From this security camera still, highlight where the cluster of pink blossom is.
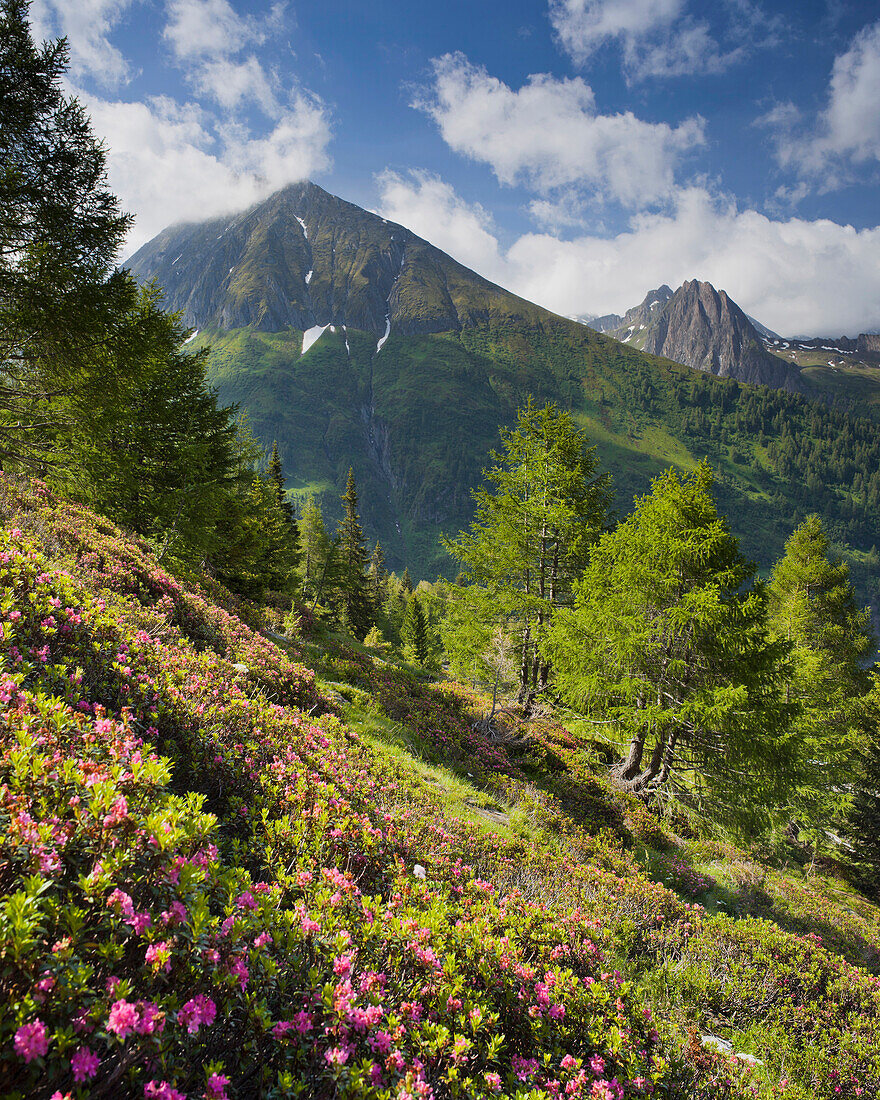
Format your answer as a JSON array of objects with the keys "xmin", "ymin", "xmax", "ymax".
[{"xmin": 3, "ymin": 480, "xmax": 879, "ymax": 1099}]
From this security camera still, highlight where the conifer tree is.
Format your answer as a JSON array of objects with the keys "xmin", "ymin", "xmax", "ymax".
[
  {"xmin": 402, "ymin": 568, "xmax": 413, "ymax": 594},
  {"xmin": 209, "ymin": 420, "xmax": 296, "ymax": 597},
  {"xmin": 369, "ymin": 542, "xmax": 388, "ymax": 603},
  {"xmin": 444, "ymin": 400, "xmax": 612, "ymax": 708},
  {"xmin": 0, "ymin": 0, "xmax": 133, "ymax": 463},
  {"xmin": 295, "ymin": 495, "xmax": 334, "ymax": 605},
  {"xmin": 337, "ymin": 468, "xmax": 374, "ymax": 637},
  {"xmin": 544, "ymin": 463, "xmax": 792, "ymax": 827},
  {"xmin": 845, "ymin": 713, "xmax": 880, "ymax": 891},
  {"xmin": 402, "ymin": 593, "xmax": 430, "ymax": 665},
  {"xmin": 767, "ymin": 515, "xmax": 873, "ymax": 844},
  {"xmin": 268, "ymin": 441, "xmax": 297, "ymax": 534}
]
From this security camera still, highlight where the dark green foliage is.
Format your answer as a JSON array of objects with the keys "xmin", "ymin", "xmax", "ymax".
[
  {"xmin": 369, "ymin": 542, "xmax": 388, "ymax": 604},
  {"xmin": 60, "ymin": 282, "xmax": 239, "ymax": 565},
  {"xmin": 336, "ymin": 468, "xmax": 374, "ymax": 638},
  {"xmin": 401, "ymin": 593, "xmax": 430, "ymax": 665},
  {"xmin": 0, "ymin": 0, "xmax": 132, "ymax": 463},
  {"xmin": 545, "ymin": 463, "xmax": 792, "ymax": 828},
  {"xmin": 268, "ymin": 439, "xmax": 297, "ymax": 534},
  {"xmin": 209, "ymin": 421, "xmax": 298, "ymax": 599},
  {"xmin": 401, "ymin": 567, "xmax": 413, "ymax": 594},
  {"xmin": 445, "ymin": 401, "xmax": 612, "ymax": 706},
  {"xmin": 846, "ymin": 710, "xmax": 880, "ymax": 893}
]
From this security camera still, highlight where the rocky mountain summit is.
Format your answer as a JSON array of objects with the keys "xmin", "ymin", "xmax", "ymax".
[
  {"xmin": 587, "ymin": 285, "xmax": 674, "ymax": 336},
  {"xmin": 127, "ymin": 180, "xmax": 553, "ymax": 339},
  {"xmin": 587, "ymin": 280, "xmax": 804, "ymax": 393}
]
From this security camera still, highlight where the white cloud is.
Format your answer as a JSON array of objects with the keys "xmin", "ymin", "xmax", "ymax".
[
  {"xmin": 377, "ymin": 172, "xmax": 880, "ymax": 337},
  {"xmin": 417, "ymin": 53, "xmax": 705, "ymax": 208},
  {"xmin": 29, "ymin": 0, "xmax": 137, "ymax": 85},
  {"xmin": 762, "ymin": 20, "xmax": 880, "ymax": 183},
  {"xmin": 549, "ymin": 0, "xmax": 780, "ymax": 81},
  {"xmin": 191, "ymin": 56, "xmax": 281, "ymax": 115},
  {"xmin": 376, "ymin": 171, "xmax": 508, "ymax": 282},
  {"xmin": 162, "ymin": 0, "xmax": 280, "ymax": 59},
  {"xmin": 162, "ymin": 0, "xmax": 289, "ymax": 115},
  {"xmin": 80, "ymin": 89, "xmax": 332, "ymax": 255},
  {"xmin": 550, "ymin": 0, "xmax": 682, "ymax": 61},
  {"xmin": 549, "ymin": 0, "xmax": 735, "ymax": 80}
]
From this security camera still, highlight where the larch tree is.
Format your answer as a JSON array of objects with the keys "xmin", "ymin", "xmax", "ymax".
[
  {"xmin": 767, "ymin": 514, "xmax": 873, "ymax": 845},
  {"xmin": 443, "ymin": 400, "xmax": 611, "ymax": 709},
  {"xmin": 544, "ymin": 463, "xmax": 792, "ymax": 826}
]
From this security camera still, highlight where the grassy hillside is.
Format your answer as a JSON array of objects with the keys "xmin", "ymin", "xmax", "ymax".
[
  {"xmin": 2, "ymin": 477, "xmax": 880, "ymax": 1099},
  {"xmin": 196, "ymin": 319, "xmax": 880, "ymax": 609}
]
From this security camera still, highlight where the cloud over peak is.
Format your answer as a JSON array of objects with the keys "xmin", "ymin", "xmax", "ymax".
[{"xmin": 377, "ymin": 171, "xmax": 880, "ymax": 338}]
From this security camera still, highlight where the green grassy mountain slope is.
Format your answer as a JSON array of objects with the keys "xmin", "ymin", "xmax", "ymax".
[
  {"xmin": 130, "ymin": 184, "xmax": 880, "ymax": 596},
  {"xmin": 3, "ymin": 478, "xmax": 880, "ymax": 1099}
]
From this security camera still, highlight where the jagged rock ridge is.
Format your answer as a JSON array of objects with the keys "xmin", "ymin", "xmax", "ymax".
[{"xmin": 587, "ymin": 280, "xmax": 804, "ymax": 393}]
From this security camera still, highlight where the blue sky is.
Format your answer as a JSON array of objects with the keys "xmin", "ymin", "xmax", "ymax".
[{"xmin": 31, "ymin": 0, "xmax": 880, "ymax": 335}]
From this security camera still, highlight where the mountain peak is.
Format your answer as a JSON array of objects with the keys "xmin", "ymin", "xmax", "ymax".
[
  {"xmin": 588, "ymin": 279, "xmax": 803, "ymax": 392},
  {"xmin": 126, "ymin": 182, "xmax": 554, "ymax": 339}
]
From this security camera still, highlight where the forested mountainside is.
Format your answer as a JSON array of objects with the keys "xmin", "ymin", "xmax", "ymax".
[
  {"xmin": 131, "ymin": 186, "xmax": 880, "ymax": 598},
  {"xmin": 7, "ymin": 5, "xmax": 880, "ymax": 1097}
]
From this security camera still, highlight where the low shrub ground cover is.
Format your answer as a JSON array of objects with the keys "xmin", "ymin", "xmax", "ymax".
[
  {"xmin": 0, "ymin": 483, "xmax": 669, "ymax": 1097},
  {"xmin": 2, "ymin": 477, "xmax": 880, "ymax": 1099}
]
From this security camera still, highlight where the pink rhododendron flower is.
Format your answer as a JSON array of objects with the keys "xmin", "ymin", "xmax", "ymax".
[
  {"xmin": 135, "ymin": 1002, "xmax": 165, "ymax": 1036},
  {"xmin": 145, "ymin": 941, "xmax": 172, "ymax": 972},
  {"xmin": 485, "ymin": 1073, "xmax": 502, "ymax": 1091},
  {"xmin": 229, "ymin": 958, "xmax": 249, "ymax": 989},
  {"xmin": 293, "ymin": 1010, "xmax": 313, "ymax": 1033},
  {"xmin": 107, "ymin": 999, "xmax": 139, "ymax": 1039},
  {"xmin": 70, "ymin": 1047, "xmax": 100, "ymax": 1082},
  {"xmin": 205, "ymin": 1073, "xmax": 231, "ymax": 1099},
  {"xmin": 513, "ymin": 1055, "xmax": 538, "ymax": 1081},
  {"xmin": 178, "ymin": 995, "xmax": 216, "ymax": 1035},
  {"xmin": 144, "ymin": 1081, "xmax": 186, "ymax": 1100},
  {"xmin": 370, "ymin": 1030, "xmax": 392, "ymax": 1055},
  {"xmin": 14, "ymin": 1019, "xmax": 49, "ymax": 1062}
]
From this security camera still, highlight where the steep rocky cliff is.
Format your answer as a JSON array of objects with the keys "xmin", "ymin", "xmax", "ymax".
[{"xmin": 589, "ymin": 280, "xmax": 804, "ymax": 392}]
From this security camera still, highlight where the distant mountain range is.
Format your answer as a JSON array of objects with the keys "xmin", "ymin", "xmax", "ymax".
[{"xmin": 128, "ymin": 181, "xmax": 880, "ymax": 596}]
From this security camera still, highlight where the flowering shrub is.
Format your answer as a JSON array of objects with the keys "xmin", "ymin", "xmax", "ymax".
[
  {"xmin": 0, "ymin": 501, "xmax": 668, "ymax": 1097},
  {"xmin": 2, "ymin": 478, "xmax": 880, "ymax": 1100}
]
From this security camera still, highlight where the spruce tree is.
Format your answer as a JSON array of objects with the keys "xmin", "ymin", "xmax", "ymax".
[
  {"xmin": 369, "ymin": 542, "xmax": 388, "ymax": 603},
  {"xmin": 846, "ymin": 709, "xmax": 880, "ymax": 892},
  {"xmin": 337, "ymin": 468, "xmax": 374, "ymax": 638},
  {"xmin": 268, "ymin": 441, "xmax": 297, "ymax": 532},
  {"xmin": 402, "ymin": 593, "xmax": 430, "ymax": 665},
  {"xmin": 209, "ymin": 420, "xmax": 296, "ymax": 598},
  {"xmin": 402, "ymin": 567, "xmax": 413, "ymax": 594}
]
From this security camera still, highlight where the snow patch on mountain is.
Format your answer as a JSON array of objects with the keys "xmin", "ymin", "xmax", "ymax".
[{"xmin": 302, "ymin": 325, "xmax": 328, "ymax": 355}]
